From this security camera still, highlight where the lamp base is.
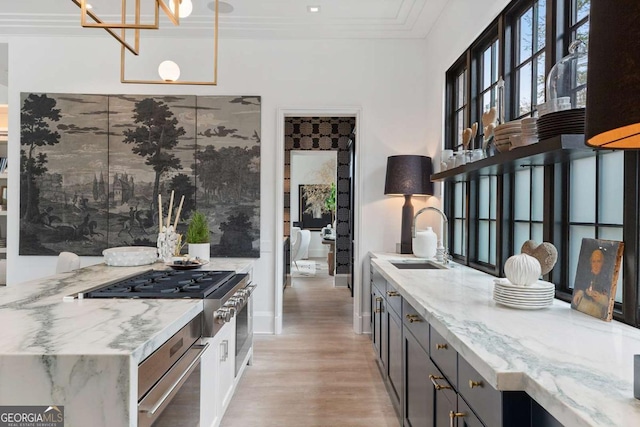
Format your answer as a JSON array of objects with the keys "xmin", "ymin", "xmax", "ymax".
[{"xmin": 400, "ymin": 195, "xmax": 413, "ymax": 254}]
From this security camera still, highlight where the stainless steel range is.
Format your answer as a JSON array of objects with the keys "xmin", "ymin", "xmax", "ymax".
[
  {"xmin": 83, "ymin": 269, "xmax": 250, "ymax": 337},
  {"xmin": 82, "ymin": 268, "xmax": 255, "ymax": 427}
]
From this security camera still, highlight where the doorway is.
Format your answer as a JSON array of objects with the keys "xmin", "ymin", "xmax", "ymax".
[{"xmin": 275, "ymin": 108, "xmax": 361, "ymax": 334}]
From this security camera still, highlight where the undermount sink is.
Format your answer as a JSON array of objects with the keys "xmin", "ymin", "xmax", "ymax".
[{"xmin": 390, "ymin": 260, "xmax": 448, "ymax": 270}]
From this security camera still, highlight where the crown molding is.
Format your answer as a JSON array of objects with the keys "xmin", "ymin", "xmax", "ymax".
[{"xmin": 0, "ymin": 0, "xmax": 441, "ymax": 40}]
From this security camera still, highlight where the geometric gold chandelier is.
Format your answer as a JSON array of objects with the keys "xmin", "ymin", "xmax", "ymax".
[{"xmin": 72, "ymin": 0, "xmax": 218, "ymax": 85}]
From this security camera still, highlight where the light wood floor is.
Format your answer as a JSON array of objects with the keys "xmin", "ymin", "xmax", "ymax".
[{"xmin": 220, "ymin": 258, "xmax": 398, "ymax": 427}]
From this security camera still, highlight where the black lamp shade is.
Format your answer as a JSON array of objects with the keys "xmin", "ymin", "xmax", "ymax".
[
  {"xmin": 586, "ymin": 0, "xmax": 640, "ymax": 149},
  {"xmin": 384, "ymin": 155, "xmax": 433, "ymax": 196}
]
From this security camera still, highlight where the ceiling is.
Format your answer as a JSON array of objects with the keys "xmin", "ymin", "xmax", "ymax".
[{"xmin": 0, "ymin": 0, "xmax": 448, "ymax": 39}]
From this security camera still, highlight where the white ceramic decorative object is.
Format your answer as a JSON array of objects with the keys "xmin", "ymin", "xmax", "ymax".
[
  {"xmin": 103, "ymin": 246, "xmax": 158, "ymax": 267},
  {"xmin": 413, "ymin": 227, "xmax": 437, "ymax": 259},
  {"xmin": 188, "ymin": 243, "xmax": 210, "ymax": 262},
  {"xmin": 504, "ymin": 253, "xmax": 541, "ymax": 287},
  {"xmin": 157, "ymin": 226, "xmax": 179, "ymax": 263}
]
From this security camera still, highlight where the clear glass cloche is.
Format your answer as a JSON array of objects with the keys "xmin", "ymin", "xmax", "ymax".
[{"xmin": 546, "ymin": 40, "xmax": 588, "ymax": 108}]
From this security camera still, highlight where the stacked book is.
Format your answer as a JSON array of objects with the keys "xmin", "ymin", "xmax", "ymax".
[{"xmin": 0, "ymin": 157, "xmax": 7, "ymax": 174}]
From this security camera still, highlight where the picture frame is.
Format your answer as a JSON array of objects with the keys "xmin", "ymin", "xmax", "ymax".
[
  {"xmin": 299, "ymin": 184, "xmax": 332, "ymax": 231},
  {"xmin": 571, "ymin": 238, "xmax": 624, "ymax": 321}
]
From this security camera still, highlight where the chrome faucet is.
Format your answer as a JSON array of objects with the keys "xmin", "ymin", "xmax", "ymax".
[{"xmin": 412, "ymin": 207, "xmax": 449, "ymax": 264}]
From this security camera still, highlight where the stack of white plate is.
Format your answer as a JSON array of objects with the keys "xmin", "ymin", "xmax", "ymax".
[
  {"xmin": 493, "ymin": 278, "xmax": 555, "ymax": 309},
  {"xmin": 494, "ymin": 121, "xmax": 522, "ymax": 152},
  {"xmin": 516, "ymin": 117, "xmax": 538, "ymax": 147}
]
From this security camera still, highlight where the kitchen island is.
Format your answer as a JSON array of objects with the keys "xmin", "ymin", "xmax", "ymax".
[
  {"xmin": 371, "ymin": 252, "xmax": 640, "ymax": 427},
  {"xmin": 0, "ymin": 258, "xmax": 254, "ymax": 427}
]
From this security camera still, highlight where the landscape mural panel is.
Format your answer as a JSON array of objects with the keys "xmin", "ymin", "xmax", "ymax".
[
  {"xmin": 19, "ymin": 93, "xmax": 261, "ymax": 258},
  {"xmin": 195, "ymin": 96, "xmax": 261, "ymax": 257},
  {"xmin": 19, "ymin": 93, "xmax": 109, "ymax": 256}
]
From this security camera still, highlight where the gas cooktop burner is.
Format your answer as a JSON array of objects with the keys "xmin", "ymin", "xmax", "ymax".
[{"xmin": 84, "ymin": 270, "xmax": 236, "ymax": 299}]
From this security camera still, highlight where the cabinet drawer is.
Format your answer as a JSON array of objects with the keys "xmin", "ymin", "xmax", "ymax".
[
  {"xmin": 385, "ymin": 284, "xmax": 402, "ymax": 316},
  {"xmin": 371, "ymin": 265, "xmax": 386, "ymax": 294},
  {"xmin": 429, "ymin": 327, "xmax": 457, "ymax": 387},
  {"xmin": 458, "ymin": 357, "xmax": 500, "ymax": 427},
  {"xmin": 402, "ymin": 300, "xmax": 429, "ymax": 353}
]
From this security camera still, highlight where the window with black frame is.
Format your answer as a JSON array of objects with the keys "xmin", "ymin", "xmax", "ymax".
[
  {"xmin": 508, "ymin": 0, "xmax": 546, "ymax": 253},
  {"xmin": 562, "ymin": 0, "xmax": 626, "ymax": 314},
  {"xmin": 443, "ymin": 0, "xmax": 640, "ymax": 327},
  {"xmin": 445, "ymin": 58, "xmax": 469, "ymax": 261},
  {"xmin": 470, "ymin": 30, "xmax": 500, "ymax": 271},
  {"xmin": 512, "ymin": 0, "xmax": 547, "ymax": 119}
]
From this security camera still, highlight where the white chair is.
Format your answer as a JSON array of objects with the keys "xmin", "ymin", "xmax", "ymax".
[
  {"xmin": 56, "ymin": 251, "xmax": 80, "ymax": 274},
  {"xmin": 290, "ymin": 227, "xmax": 311, "ymax": 269}
]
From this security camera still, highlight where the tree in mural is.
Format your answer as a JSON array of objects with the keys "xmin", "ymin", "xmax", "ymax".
[
  {"xmin": 167, "ymin": 173, "xmax": 195, "ymax": 221},
  {"xmin": 195, "ymin": 145, "xmax": 259, "ymax": 203},
  {"xmin": 20, "ymin": 94, "xmax": 61, "ymax": 222},
  {"xmin": 218, "ymin": 212, "xmax": 253, "ymax": 255},
  {"xmin": 122, "ymin": 98, "xmax": 185, "ymax": 221}
]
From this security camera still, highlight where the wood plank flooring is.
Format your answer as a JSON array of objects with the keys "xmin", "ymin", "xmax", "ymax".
[{"xmin": 220, "ymin": 259, "xmax": 398, "ymax": 427}]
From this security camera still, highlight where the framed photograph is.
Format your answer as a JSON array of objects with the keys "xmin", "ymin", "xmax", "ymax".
[
  {"xmin": 299, "ymin": 184, "xmax": 332, "ymax": 231},
  {"xmin": 571, "ymin": 238, "xmax": 624, "ymax": 321}
]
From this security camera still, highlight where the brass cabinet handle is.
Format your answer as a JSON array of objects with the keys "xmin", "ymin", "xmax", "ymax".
[
  {"xmin": 429, "ymin": 374, "xmax": 452, "ymax": 391},
  {"xmin": 387, "ymin": 290, "xmax": 400, "ymax": 297},
  {"xmin": 375, "ymin": 297, "xmax": 383, "ymax": 302},
  {"xmin": 436, "ymin": 343, "xmax": 448, "ymax": 350},
  {"xmin": 405, "ymin": 314, "xmax": 423, "ymax": 323},
  {"xmin": 469, "ymin": 380, "xmax": 483, "ymax": 389},
  {"xmin": 449, "ymin": 411, "xmax": 467, "ymax": 427},
  {"xmin": 375, "ymin": 297, "xmax": 383, "ymax": 313}
]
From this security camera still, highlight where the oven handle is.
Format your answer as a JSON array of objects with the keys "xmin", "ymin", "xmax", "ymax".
[{"xmin": 139, "ymin": 342, "xmax": 209, "ymax": 417}]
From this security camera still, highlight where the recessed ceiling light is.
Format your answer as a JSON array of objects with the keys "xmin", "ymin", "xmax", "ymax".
[
  {"xmin": 86, "ymin": 3, "xmax": 93, "ymax": 9},
  {"xmin": 307, "ymin": 5, "xmax": 320, "ymax": 13}
]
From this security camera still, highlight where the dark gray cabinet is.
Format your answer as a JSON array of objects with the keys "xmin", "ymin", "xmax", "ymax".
[
  {"xmin": 371, "ymin": 283, "xmax": 384, "ymax": 367},
  {"xmin": 370, "ymin": 265, "xmax": 402, "ymax": 416},
  {"xmin": 387, "ymin": 302, "xmax": 403, "ymax": 411},
  {"xmin": 404, "ymin": 326, "xmax": 432, "ymax": 427},
  {"xmin": 455, "ymin": 396, "xmax": 484, "ymax": 427},
  {"xmin": 370, "ymin": 261, "xmax": 562, "ymax": 427}
]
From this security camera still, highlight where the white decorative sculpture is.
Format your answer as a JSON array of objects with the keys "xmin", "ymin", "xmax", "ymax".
[{"xmin": 157, "ymin": 225, "xmax": 179, "ymax": 263}]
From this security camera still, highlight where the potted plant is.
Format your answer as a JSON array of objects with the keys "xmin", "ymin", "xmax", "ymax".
[{"xmin": 186, "ymin": 211, "xmax": 210, "ymax": 261}]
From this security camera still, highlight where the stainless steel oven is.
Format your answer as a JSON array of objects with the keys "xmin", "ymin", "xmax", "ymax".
[
  {"xmin": 235, "ymin": 283, "xmax": 256, "ymax": 376},
  {"xmin": 138, "ymin": 314, "xmax": 208, "ymax": 427}
]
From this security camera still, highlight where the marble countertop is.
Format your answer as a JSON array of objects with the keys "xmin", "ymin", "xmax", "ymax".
[
  {"xmin": 0, "ymin": 258, "xmax": 255, "ymax": 425},
  {"xmin": 371, "ymin": 252, "xmax": 640, "ymax": 427},
  {"xmin": 0, "ymin": 258, "xmax": 255, "ymax": 363}
]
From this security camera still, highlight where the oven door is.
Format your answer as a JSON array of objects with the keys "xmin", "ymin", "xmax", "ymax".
[
  {"xmin": 235, "ymin": 285, "xmax": 255, "ymax": 376},
  {"xmin": 138, "ymin": 342, "xmax": 209, "ymax": 427}
]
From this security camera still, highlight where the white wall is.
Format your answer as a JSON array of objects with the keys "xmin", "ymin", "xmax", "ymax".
[{"xmin": 290, "ymin": 151, "xmax": 336, "ymax": 258}]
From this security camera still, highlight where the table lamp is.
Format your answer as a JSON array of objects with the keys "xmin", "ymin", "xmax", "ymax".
[
  {"xmin": 384, "ymin": 155, "xmax": 433, "ymax": 254},
  {"xmin": 585, "ymin": 0, "xmax": 640, "ymax": 149}
]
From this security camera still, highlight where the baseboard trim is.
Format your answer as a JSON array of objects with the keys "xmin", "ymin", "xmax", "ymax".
[{"xmin": 254, "ymin": 311, "xmax": 275, "ymax": 334}]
